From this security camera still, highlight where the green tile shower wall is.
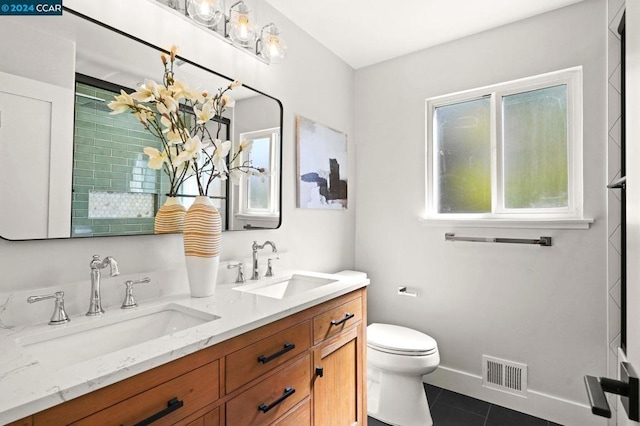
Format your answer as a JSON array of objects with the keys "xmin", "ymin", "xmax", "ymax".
[{"xmin": 71, "ymin": 83, "xmax": 169, "ymax": 237}]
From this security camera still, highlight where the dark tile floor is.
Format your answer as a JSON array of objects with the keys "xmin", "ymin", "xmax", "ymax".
[{"xmin": 368, "ymin": 383, "xmax": 563, "ymax": 426}]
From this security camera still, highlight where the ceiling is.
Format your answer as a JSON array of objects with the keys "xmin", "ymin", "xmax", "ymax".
[{"xmin": 264, "ymin": 0, "xmax": 585, "ymax": 69}]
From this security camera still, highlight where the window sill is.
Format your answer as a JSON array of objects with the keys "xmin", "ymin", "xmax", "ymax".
[{"xmin": 418, "ymin": 217, "xmax": 594, "ymax": 230}]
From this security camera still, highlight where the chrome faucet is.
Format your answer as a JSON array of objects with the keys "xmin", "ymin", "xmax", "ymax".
[
  {"xmin": 251, "ymin": 241, "xmax": 277, "ymax": 280},
  {"xmin": 87, "ymin": 255, "xmax": 119, "ymax": 316}
]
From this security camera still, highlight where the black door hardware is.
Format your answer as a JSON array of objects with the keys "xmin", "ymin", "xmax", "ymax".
[
  {"xmin": 584, "ymin": 362, "xmax": 638, "ymax": 420},
  {"xmin": 316, "ymin": 366, "xmax": 324, "ymax": 377}
]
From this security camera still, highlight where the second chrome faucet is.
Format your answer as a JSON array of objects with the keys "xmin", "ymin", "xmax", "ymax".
[{"xmin": 251, "ymin": 241, "xmax": 277, "ymax": 280}]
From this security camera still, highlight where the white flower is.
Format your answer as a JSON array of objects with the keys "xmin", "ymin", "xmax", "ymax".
[
  {"xmin": 133, "ymin": 107, "xmax": 155, "ymax": 126},
  {"xmin": 194, "ymin": 100, "xmax": 215, "ymax": 124},
  {"xmin": 220, "ymin": 94, "xmax": 235, "ymax": 108},
  {"xmin": 107, "ymin": 90, "xmax": 135, "ymax": 114},
  {"xmin": 212, "ymin": 139, "xmax": 231, "ymax": 173},
  {"xmin": 238, "ymin": 139, "xmax": 253, "ymax": 153},
  {"xmin": 143, "ymin": 147, "xmax": 167, "ymax": 169},
  {"xmin": 167, "ymin": 128, "xmax": 190, "ymax": 144},
  {"xmin": 230, "ymin": 80, "xmax": 242, "ymax": 89},
  {"xmin": 173, "ymin": 136, "xmax": 203, "ymax": 166},
  {"xmin": 159, "ymin": 93, "xmax": 179, "ymax": 113},
  {"xmin": 170, "ymin": 79, "xmax": 200, "ymax": 102},
  {"xmin": 131, "ymin": 79, "xmax": 160, "ymax": 102}
]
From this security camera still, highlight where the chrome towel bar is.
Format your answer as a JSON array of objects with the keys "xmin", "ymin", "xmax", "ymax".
[{"xmin": 445, "ymin": 233, "xmax": 552, "ymax": 247}]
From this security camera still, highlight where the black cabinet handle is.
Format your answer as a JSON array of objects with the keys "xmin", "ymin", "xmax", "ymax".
[
  {"xmin": 316, "ymin": 366, "xmax": 324, "ymax": 377},
  {"xmin": 258, "ymin": 387, "xmax": 296, "ymax": 413},
  {"xmin": 134, "ymin": 397, "xmax": 184, "ymax": 426},
  {"xmin": 330, "ymin": 312, "xmax": 354, "ymax": 327},
  {"xmin": 258, "ymin": 342, "xmax": 295, "ymax": 364}
]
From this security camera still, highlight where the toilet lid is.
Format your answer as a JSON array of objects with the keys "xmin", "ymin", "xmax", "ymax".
[{"xmin": 367, "ymin": 323, "xmax": 437, "ymax": 356}]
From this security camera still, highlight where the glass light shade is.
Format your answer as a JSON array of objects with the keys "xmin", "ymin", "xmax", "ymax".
[
  {"xmin": 228, "ymin": 3, "xmax": 256, "ymax": 46},
  {"xmin": 187, "ymin": 0, "xmax": 224, "ymax": 28},
  {"xmin": 260, "ymin": 25, "xmax": 287, "ymax": 64}
]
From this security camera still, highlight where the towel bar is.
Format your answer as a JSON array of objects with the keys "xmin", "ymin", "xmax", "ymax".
[{"xmin": 445, "ymin": 233, "xmax": 552, "ymax": 247}]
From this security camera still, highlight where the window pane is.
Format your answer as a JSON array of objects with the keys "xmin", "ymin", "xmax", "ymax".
[
  {"xmin": 503, "ymin": 85, "xmax": 568, "ymax": 209},
  {"xmin": 248, "ymin": 137, "xmax": 270, "ymax": 210},
  {"xmin": 435, "ymin": 97, "xmax": 491, "ymax": 213}
]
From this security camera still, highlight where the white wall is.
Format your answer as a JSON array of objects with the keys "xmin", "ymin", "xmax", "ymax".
[
  {"xmin": 354, "ymin": 0, "xmax": 607, "ymax": 424},
  {"xmin": 0, "ymin": 0, "xmax": 355, "ymax": 296}
]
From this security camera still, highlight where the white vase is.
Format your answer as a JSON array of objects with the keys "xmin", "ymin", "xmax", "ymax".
[{"xmin": 183, "ymin": 196, "xmax": 221, "ymax": 297}]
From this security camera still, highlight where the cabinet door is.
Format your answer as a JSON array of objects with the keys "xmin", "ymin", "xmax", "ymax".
[{"xmin": 313, "ymin": 325, "xmax": 365, "ymax": 426}]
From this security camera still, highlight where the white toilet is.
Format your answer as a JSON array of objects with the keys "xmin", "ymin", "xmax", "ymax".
[{"xmin": 367, "ymin": 323, "xmax": 440, "ymax": 426}]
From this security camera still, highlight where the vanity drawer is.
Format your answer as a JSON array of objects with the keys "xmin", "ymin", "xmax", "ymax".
[
  {"xmin": 71, "ymin": 360, "xmax": 219, "ymax": 426},
  {"xmin": 226, "ymin": 321, "xmax": 311, "ymax": 393},
  {"xmin": 226, "ymin": 354, "xmax": 310, "ymax": 425},
  {"xmin": 313, "ymin": 297, "xmax": 362, "ymax": 344},
  {"xmin": 272, "ymin": 397, "xmax": 311, "ymax": 426}
]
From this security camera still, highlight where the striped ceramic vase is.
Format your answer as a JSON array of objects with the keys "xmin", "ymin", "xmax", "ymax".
[
  {"xmin": 183, "ymin": 196, "xmax": 221, "ymax": 297},
  {"xmin": 154, "ymin": 197, "xmax": 186, "ymax": 234}
]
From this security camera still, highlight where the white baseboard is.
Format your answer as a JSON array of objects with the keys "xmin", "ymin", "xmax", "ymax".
[{"xmin": 424, "ymin": 366, "xmax": 607, "ymax": 426}]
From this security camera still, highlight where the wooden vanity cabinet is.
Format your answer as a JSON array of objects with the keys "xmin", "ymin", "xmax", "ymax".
[
  {"xmin": 312, "ymin": 292, "xmax": 366, "ymax": 426},
  {"xmin": 15, "ymin": 288, "xmax": 366, "ymax": 426}
]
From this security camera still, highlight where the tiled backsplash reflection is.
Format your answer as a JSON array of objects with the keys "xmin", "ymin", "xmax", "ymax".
[{"xmin": 71, "ymin": 82, "xmax": 168, "ymax": 237}]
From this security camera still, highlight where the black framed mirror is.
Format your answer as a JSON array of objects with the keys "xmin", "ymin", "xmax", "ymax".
[{"xmin": 0, "ymin": 7, "xmax": 282, "ymax": 240}]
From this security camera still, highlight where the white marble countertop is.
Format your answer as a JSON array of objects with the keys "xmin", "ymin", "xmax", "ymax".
[{"xmin": 0, "ymin": 269, "xmax": 369, "ymax": 424}]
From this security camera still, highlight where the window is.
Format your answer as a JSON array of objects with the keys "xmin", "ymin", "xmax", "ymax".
[
  {"xmin": 425, "ymin": 67, "xmax": 587, "ymax": 226},
  {"xmin": 237, "ymin": 128, "xmax": 280, "ymax": 217}
]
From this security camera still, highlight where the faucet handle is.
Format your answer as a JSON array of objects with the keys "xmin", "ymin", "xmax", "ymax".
[
  {"xmin": 121, "ymin": 277, "xmax": 151, "ymax": 309},
  {"xmin": 265, "ymin": 257, "xmax": 280, "ymax": 277},
  {"xmin": 227, "ymin": 262, "xmax": 245, "ymax": 283},
  {"xmin": 27, "ymin": 291, "xmax": 70, "ymax": 325}
]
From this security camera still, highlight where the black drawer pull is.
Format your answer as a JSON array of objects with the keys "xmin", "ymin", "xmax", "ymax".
[
  {"xmin": 134, "ymin": 397, "xmax": 183, "ymax": 426},
  {"xmin": 258, "ymin": 342, "xmax": 295, "ymax": 364},
  {"xmin": 258, "ymin": 387, "xmax": 296, "ymax": 413},
  {"xmin": 330, "ymin": 312, "xmax": 354, "ymax": 327}
]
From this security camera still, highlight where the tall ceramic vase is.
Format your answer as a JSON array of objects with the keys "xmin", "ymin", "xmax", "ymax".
[
  {"xmin": 154, "ymin": 196, "xmax": 186, "ymax": 234},
  {"xmin": 183, "ymin": 196, "xmax": 221, "ymax": 297}
]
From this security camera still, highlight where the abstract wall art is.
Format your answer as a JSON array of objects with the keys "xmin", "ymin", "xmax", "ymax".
[{"xmin": 296, "ymin": 116, "xmax": 348, "ymax": 209}]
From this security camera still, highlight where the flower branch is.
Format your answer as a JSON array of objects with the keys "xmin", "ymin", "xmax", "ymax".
[{"xmin": 107, "ymin": 45, "xmax": 268, "ymax": 197}]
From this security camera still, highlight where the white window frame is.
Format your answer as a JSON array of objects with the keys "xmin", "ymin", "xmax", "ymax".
[
  {"xmin": 423, "ymin": 67, "xmax": 592, "ymax": 229},
  {"xmin": 236, "ymin": 127, "xmax": 280, "ymax": 219}
]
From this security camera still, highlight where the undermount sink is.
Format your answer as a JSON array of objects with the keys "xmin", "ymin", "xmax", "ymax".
[
  {"xmin": 16, "ymin": 304, "xmax": 219, "ymax": 368},
  {"xmin": 233, "ymin": 274, "xmax": 338, "ymax": 299}
]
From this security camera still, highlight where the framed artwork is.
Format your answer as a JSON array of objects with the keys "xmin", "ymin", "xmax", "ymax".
[{"xmin": 296, "ymin": 116, "xmax": 348, "ymax": 209}]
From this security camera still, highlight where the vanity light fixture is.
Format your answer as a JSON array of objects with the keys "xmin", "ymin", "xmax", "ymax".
[
  {"xmin": 165, "ymin": 0, "xmax": 287, "ymax": 64},
  {"xmin": 257, "ymin": 23, "xmax": 287, "ymax": 64},
  {"xmin": 186, "ymin": 0, "xmax": 224, "ymax": 27},
  {"xmin": 227, "ymin": 1, "xmax": 256, "ymax": 47}
]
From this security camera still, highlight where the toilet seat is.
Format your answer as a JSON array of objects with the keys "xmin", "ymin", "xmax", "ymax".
[{"xmin": 367, "ymin": 323, "xmax": 437, "ymax": 356}]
